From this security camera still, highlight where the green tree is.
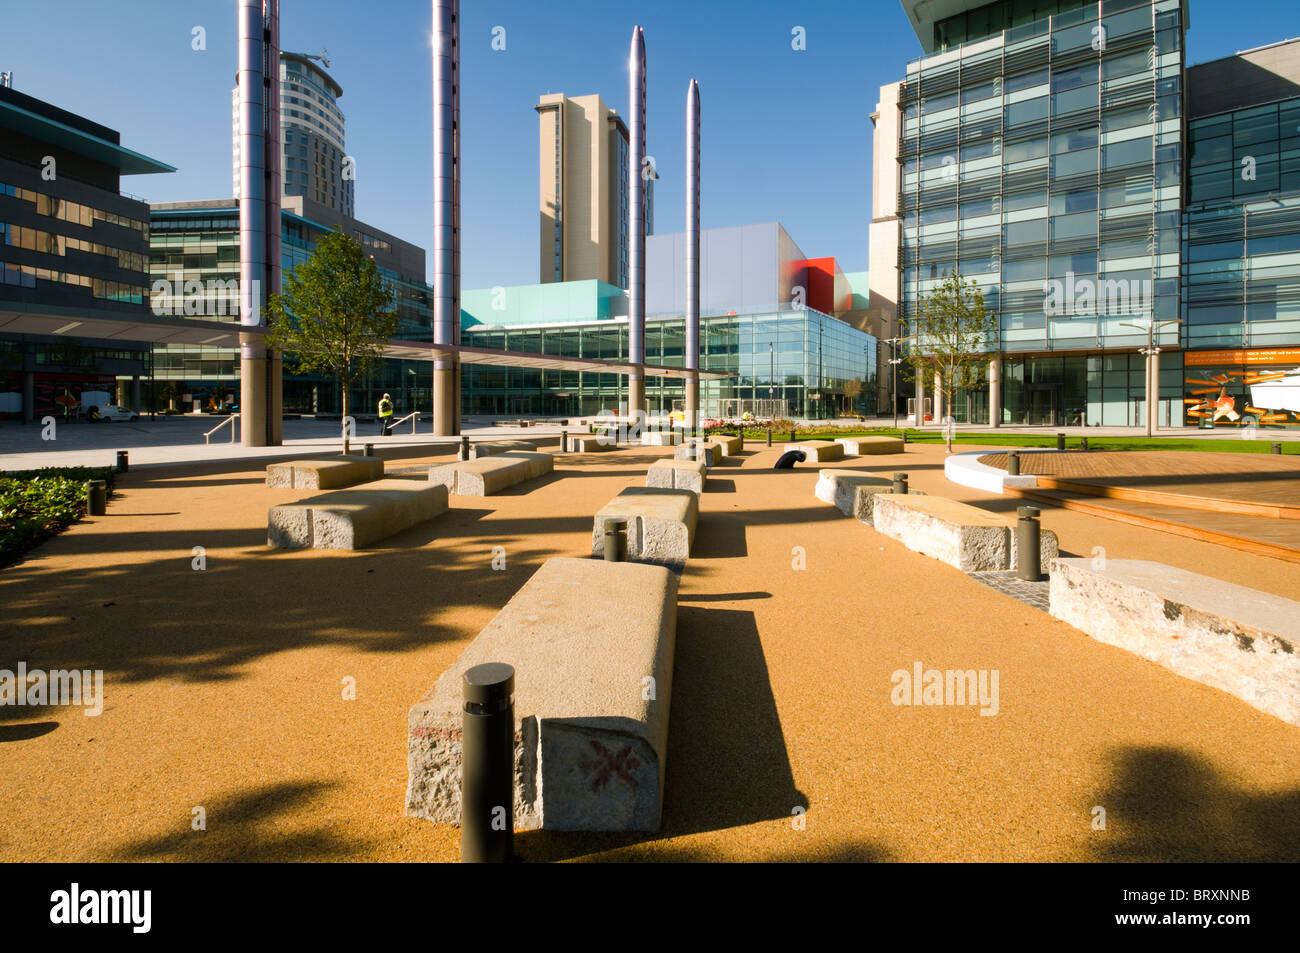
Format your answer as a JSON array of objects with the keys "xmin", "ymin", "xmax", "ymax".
[
  {"xmin": 263, "ymin": 228, "xmax": 398, "ymax": 446},
  {"xmin": 903, "ymin": 273, "xmax": 998, "ymax": 452},
  {"xmin": 842, "ymin": 377, "xmax": 863, "ymax": 417}
]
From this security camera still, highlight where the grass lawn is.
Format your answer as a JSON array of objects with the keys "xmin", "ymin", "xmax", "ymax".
[{"xmin": 739, "ymin": 428, "xmax": 1298, "ymax": 454}]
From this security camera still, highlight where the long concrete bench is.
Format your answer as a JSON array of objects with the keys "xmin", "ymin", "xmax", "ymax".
[
  {"xmin": 406, "ymin": 556, "xmax": 677, "ymax": 831},
  {"xmin": 871, "ymin": 493, "xmax": 1058, "ymax": 572},
  {"xmin": 1049, "ymin": 558, "xmax": 1300, "ymax": 727},
  {"xmin": 783, "ymin": 440, "xmax": 844, "ymax": 463},
  {"xmin": 640, "ymin": 430, "xmax": 683, "ymax": 447},
  {"xmin": 691, "ymin": 433, "xmax": 743, "ymax": 456},
  {"xmin": 591, "ymin": 486, "xmax": 698, "ymax": 569},
  {"xmin": 428, "ymin": 451, "xmax": 553, "ymax": 496},
  {"xmin": 675, "ymin": 441, "xmax": 721, "ymax": 469},
  {"xmin": 836, "ymin": 436, "xmax": 903, "ymax": 455},
  {"xmin": 462, "ymin": 439, "xmax": 539, "ymax": 460},
  {"xmin": 266, "ymin": 455, "xmax": 383, "ymax": 490},
  {"xmin": 268, "ymin": 479, "xmax": 448, "ymax": 549},
  {"xmin": 646, "ymin": 458, "xmax": 708, "ymax": 495},
  {"xmin": 568, "ymin": 434, "xmax": 617, "ymax": 452}
]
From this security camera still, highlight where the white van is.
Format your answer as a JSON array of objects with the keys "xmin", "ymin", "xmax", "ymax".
[{"xmin": 80, "ymin": 390, "xmax": 138, "ymax": 422}]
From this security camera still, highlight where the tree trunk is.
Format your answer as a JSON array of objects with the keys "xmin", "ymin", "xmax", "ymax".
[{"xmin": 340, "ymin": 374, "xmax": 350, "ymax": 453}]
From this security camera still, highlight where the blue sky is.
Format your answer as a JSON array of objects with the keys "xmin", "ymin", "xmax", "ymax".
[{"xmin": 1, "ymin": 0, "xmax": 1295, "ymax": 288}]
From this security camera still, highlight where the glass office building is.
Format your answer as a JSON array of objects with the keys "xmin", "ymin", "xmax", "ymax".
[
  {"xmin": 149, "ymin": 199, "xmax": 432, "ymax": 415},
  {"xmin": 890, "ymin": 1, "xmax": 1300, "ymax": 428},
  {"xmin": 461, "ymin": 306, "xmax": 876, "ymax": 419},
  {"xmin": 898, "ymin": 0, "xmax": 1186, "ymax": 426}
]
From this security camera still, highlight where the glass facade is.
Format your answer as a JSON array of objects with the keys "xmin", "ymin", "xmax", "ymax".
[
  {"xmin": 898, "ymin": 0, "xmax": 1200, "ymax": 426},
  {"xmin": 148, "ymin": 206, "xmax": 432, "ymax": 415},
  {"xmin": 461, "ymin": 308, "xmax": 877, "ymax": 419}
]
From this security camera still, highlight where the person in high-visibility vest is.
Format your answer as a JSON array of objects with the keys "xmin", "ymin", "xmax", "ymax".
[{"xmin": 377, "ymin": 393, "xmax": 394, "ymax": 436}]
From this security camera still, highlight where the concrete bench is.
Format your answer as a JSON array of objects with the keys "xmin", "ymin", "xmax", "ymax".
[
  {"xmin": 783, "ymin": 440, "xmax": 844, "ymax": 463},
  {"xmin": 1049, "ymin": 559, "xmax": 1300, "ymax": 727},
  {"xmin": 691, "ymin": 433, "xmax": 742, "ymax": 456},
  {"xmin": 568, "ymin": 434, "xmax": 617, "ymax": 452},
  {"xmin": 815, "ymin": 470, "xmax": 894, "ymax": 520},
  {"xmin": 462, "ymin": 439, "xmax": 538, "ymax": 460},
  {"xmin": 640, "ymin": 431, "xmax": 683, "ymax": 447},
  {"xmin": 836, "ymin": 436, "xmax": 904, "ymax": 455},
  {"xmin": 268, "ymin": 479, "xmax": 448, "ymax": 549},
  {"xmin": 646, "ymin": 458, "xmax": 708, "ymax": 495},
  {"xmin": 591, "ymin": 486, "xmax": 698, "ymax": 569},
  {"xmin": 428, "ymin": 451, "xmax": 553, "ymax": 496},
  {"xmin": 871, "ymin": 494, "xmax": 1058, "ymax": 573},
  {"xmin": 675, "ymin": 441, "xmax": 721, "ymax": 469},
  {"xmin": 266, "ymin": 455, "xmax": 384, "ymax": 490},
  {"xmin": 406, "ymin": 556, "xmax": 677, "ymax": 831}
]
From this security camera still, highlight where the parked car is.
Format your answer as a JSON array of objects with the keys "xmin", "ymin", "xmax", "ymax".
[{"xmin": 80, "ymin": 390, "xmax": 138, "ymax": 422}]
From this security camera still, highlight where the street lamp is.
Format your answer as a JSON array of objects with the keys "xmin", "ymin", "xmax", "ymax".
[
  {"xmin": 884, "ymin": 335, "xmax": 912, "ymax": 431},
  {"xmin": 1119, "ymin": 318, "xmax": 1179, "ymax": 437}
]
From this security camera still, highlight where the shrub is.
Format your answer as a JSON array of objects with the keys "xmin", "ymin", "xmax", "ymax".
[{"xmin": 0, "ymin": 466, "xmax": 115, "ymax": 569}]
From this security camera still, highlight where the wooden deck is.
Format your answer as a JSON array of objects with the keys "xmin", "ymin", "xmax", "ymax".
[{"xmin": 980, "ymin": 450, "xmax": 1300, "ymax": 562}]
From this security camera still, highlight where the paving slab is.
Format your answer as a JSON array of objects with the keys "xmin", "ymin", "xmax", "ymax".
[
  {"xmin": 268, "ymin": 479, "xmax": 448, "ymax": 549},
  {"xmin": 265, "ymin": 455, "xmax": 384, "ymax": 490}
]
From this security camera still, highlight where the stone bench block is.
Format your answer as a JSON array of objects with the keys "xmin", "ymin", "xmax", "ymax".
[
  {"xmin": 268, "ymin": 479, "xmax": 448, "ymax": 549},
  {"xmin": 463, "ymin": 439, "xmax": 539, "ymax": 460},
  {"xmin": 692, "ymin": 433, "xmax": 742, "ymax": 456},
  {"xmin": 1049, "ymin": 558, "xmax": 1300, "ymax": 727},
  {"xmin": 569, "ymin": 434, "xmax": 617, "ymax": 452},
  {"xmin": 646, "ymin": 459, "xmax": 707, "ymax": 495},
  {"xmin": 640, "ymin": 431, "xmax": 683, "ymax": 446},
  {"xmin": 591, "ymin": 486, "xmax": 698, "ymax": 569},
  {"xmin": 406, "ymin": 556, "xmax": 678, "ymax": 831},
  {"xmin": 429, "ymin": 452, "xmax": 551, "ymax": 496},
  {"xmin": 783, "ymin": 440, "xmax": 844, "ymax": 462},
  {"xmin": 675, "ymin": 441, "xmax": 720, "ymax": 468},
  {"xmin": 872, "ymin": 494, "xmax": 1011, "ymax": 572},
  {"xmin": 836, "ymin": 436, "xmax": 904, "ymax": 455},
  {"xmin": 266, "ymin": 455, "xmax": 384, "ymax": 490},
  {"xmin": 814, "ymin": 469, "xmax": 894, "ymax": 520}
]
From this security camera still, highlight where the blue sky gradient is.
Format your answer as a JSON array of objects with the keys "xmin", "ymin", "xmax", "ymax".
[{"xmin": 1, "ymin": 1, "xmax": 1295, "ymax": 288}]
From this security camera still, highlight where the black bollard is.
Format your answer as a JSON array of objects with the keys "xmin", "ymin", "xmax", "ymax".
[
  {"xmin": 364, "ymin": 443, "xmax": 375, "ymax": 457},
  {"xmin": 901, "ymin": 430, "xmax": 908, "ymax": 445},
  {"xmin": 766, "ymin": 428, "xmax": 772, "ymax": 447},
  {"xmin": 86, "ymin": 480, "xmax": 106, "ymax": 516},
  {"xmin": 1006, "ymin": 451, "xmax": 1020, "ymax": 476},
  {"xmin": 560, "ymin": 429, "xmax": 567, "ymax": 453},
  {"xmin": 892, "ymin": 472, "xmax": 909, "ymax": 495},
  {"xmin": 1016, "ymin": 506, "xmax": 1043, "ymax": 582},
  {"xmin": 789, "ymin": 428, "xmax": 796, "ymax": 443},
  {"xmin": 1056, "ymin": 433, "xmax": 1065, "ymax": 452},
  {"xmin": 1271, "ymin": 442, "xmax": 1282, "ymax": 455},
  {"xmin": 460, "ymin": 663, "xmax": 515, "ymax": 864},
  {"xmin": 1080, "ymin": 436, "xmax": 1088, "ymax": 451},
  {"xmin": 603, "ymin": 517, "xmax": 628, "ymax": 562},
  {"xmin": 116, "ymin": 450, "xmax": 129, "ymax": 473},
  {"xmin": 460, "ymin": 435, "xmax": 471, "ymax": 461}
]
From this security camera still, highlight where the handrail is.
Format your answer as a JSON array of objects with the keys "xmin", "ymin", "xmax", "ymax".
[
  {"xmin": 391, "ymin": 410, "xmax": 420, "ymax": 433},
  {"xmin": 203, "ymin": 413, "xmax": 239, "ymax": 445}
]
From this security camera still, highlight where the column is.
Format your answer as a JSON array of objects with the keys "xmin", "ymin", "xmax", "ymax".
[{"xmin": 988, "ymin": 355, "xmax": 1001, "ymax": 428}]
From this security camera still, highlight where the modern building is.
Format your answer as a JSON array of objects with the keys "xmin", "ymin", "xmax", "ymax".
[
  {"xmin": 0, "ymin": 84, "xmax": 174, "ymax": 422},
  {"xmin": 233, "ymin": 52, "xmax": 354, "ymax": 217},
  {"xmin": 462, "ymin": 222, "xmax": 877, "ymax": 418},
  {"xmin": 881, "ymin": 0, "xmax": 1300, "ymax": 429},
  {"xmin": 148, "ymin": 195, "xmax": 431, "ymax": 415},
  {"xmin": 536, "ymin": 93, "xmax": 631, "ymax": 286}
]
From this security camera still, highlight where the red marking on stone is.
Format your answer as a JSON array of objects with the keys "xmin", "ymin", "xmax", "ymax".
[{"xmin": 580, "ymin": 740, "xmax": 641, "ymax": 793}]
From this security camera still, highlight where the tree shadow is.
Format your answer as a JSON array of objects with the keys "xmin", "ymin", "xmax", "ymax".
[
  {"xmin": 517, "ymin": 606, "xmax": 808, "ymax": 862},
  {"xmin": 108, "ymin": 780, "xmax": 372, "ymax": 862},
  {"xmin": 0, "ymin": 721, "xmax": 59, "ymax": 741},
  {"xmin": 1087, "ymin": 745, "xmax": 1300, "ymax": 862}
]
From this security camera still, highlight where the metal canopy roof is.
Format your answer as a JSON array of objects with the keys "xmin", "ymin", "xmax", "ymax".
[
  {"xmin": 0, "ymin": 306, "xmax": 733, "ymax": 379},
  {"xmin": 0, "ymin": 100, "xmax": 176, "ymax": 176}
]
